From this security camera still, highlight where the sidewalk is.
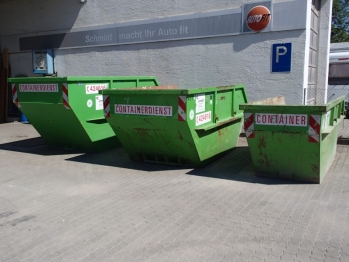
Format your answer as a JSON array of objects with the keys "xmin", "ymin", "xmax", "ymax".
[{"xmin": 0, "ymin": 122, "xmax": 348, "ymax": 262}]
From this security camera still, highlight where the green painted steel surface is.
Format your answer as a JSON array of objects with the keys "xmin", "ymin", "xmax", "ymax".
[
  {"xmin": 100, "ymin": 84, "xmax": 248, "ymax": 167},
  {"xmin": 239, "ymin": 96, "xmax": 346, "ymax": 183},
  {"xmin": 8, "ymin": 76, "xmax": 159, "ymax": 151}
]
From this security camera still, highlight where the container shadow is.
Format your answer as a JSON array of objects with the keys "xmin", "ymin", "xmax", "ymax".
[
  {"xmin": 66, "ymin": 144, "xmax": 305, "ymax": 184},
  {"xmin": 337, "ymin": 138, "xmax": 349, "ymax": 145},
  {"xmin": 0, "ymin": 137, "xmax": 83, "ymax": 156},
  {"xmin": 65, "ymin": 147, "xmax": 190, "ymax": 172},
  {"xmin": 186, "ymin": 146, "xmax": 305, "ymax": 185}
]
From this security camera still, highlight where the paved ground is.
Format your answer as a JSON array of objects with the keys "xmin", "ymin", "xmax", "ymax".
[{"xmin": 0, "ymin": 122, "xmax": 348, "ymax": 262}]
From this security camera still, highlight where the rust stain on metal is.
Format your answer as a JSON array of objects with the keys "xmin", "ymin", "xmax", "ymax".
[
  {"xmin": 217, "ymin": 127, "xmax": 228, "ymax": 145},
  {"xmin": 309, "ymin": 176, "xmax": 320, "ymax": 183},
  {"xmin": 134, "ymin": 128, "xmax": 160, "ymax": 143},
  {"xmin": 187, "ymin": 142, "xmax": 194, "ymax": 148},
  {"xmin": 258, "ymin": 135, "xmax": 267, "ymax": 156},
  {"xmin": 123, "ymin": 85, "xmax": 178, "ymax": 90},
  {"xmin": 310, "ymin": 164, "xmax": 319, "ymax": 173},
  {"xmin": 178, "ymin": 131, "xmax": 184, "ymax": 142},
  {"xmin": 263, "ymin": 154, "xmax": 271, "ymax": 168},
  {"xmin": 257, "ymin": 153, "xmax": 271, "ymax": 168},
  {"xmin": 218, "ymin": 129, "xmax": 222, "ymax": 138},
  {"xmin": 218, "ymin": 129, "xmax": 222, "ymax": 144},
  {"xmin": 218, "ymin": 117, "xmax": 240, "ymax": 126},
  {"xmin": 117, "ymin": 126, "xmax": 128, "ymax": 135},
  {"xmin": 136, "ymin": 152, "xmax": 144, "ymax": 161},
  {"xmin": 179, "ymin": 158, "xmax": 191, "ymax": 165},
  {"xmin": 220, "ymin": 96, "xmax": 226, "ymax": 100},
  {"xmin": 216, "ymin": 85, "xmax": 235, "ymax": 89},
  {"xmin": 258, "ymin": 158, "xmax": 265, "ymax": 166},
  {"xmin": 143, "ymin": 118, "xmax": 150, "ymax": 124}
]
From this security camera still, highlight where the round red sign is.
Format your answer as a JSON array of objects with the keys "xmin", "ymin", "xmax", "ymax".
[{"xmin": 246, "ymin": 5, "xmax": 271, "ymax": 32}]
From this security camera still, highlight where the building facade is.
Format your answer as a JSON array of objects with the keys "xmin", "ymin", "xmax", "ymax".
[{"xmin": 0, "ymin": 0, "xmax": 333, "ymax": 104}]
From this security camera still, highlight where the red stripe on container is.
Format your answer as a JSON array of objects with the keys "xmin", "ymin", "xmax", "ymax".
[{"xmin": 309, "ymin": 115, "xmax": 320, "ymax": 134}]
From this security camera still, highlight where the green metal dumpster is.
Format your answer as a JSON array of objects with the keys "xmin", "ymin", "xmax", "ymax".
[
  {"xmin": 8, "ymin": 76, "xmax": 159, "ymax": 151},
  {"xmin": 239, "ymin": 96, "xmax": 346, "ymax": 183},
  {"xmin": 100, "ymin": 84, "xmax": 248, "ymax": 167}
]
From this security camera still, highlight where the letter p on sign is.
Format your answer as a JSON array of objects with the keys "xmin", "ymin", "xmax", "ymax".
[{"xmin": 272, "ymin": 43, "xmax": 292, "ymax": 72}]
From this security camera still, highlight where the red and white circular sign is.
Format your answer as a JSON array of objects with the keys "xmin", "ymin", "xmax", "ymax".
[{"xmin": 246, "ymin": 5, "xmax": 271, "ymax": 32}]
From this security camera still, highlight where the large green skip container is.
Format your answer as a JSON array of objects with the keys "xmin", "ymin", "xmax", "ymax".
[
  {"xmin": 239, "ymin": 96, "xmax": 346, "ymax": 183},
  {"xmin": 100, "ymin": 84, "xmax": 248, "ymax": 167},
  {"xmin": 8, "ymin": 76, "xmax": 159, "ymax": 151}
]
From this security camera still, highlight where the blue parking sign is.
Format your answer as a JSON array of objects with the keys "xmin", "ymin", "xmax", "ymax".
[{"xmin": 272, "ymin": 43, "xmax": 292, "ymax": 72}]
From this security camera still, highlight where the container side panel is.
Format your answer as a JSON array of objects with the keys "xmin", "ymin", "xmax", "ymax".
[
  {"xmin": 320, "ymin": 124, "xmax": 340, "ymax": 182},
  {"xmin": 104, "ymin": 85, "xmax": 244, "ymax": 166},
  {"xmin": 20, "ymin": 104, "xmax": 92, "ymax": 150},
  {"xmin": 8, "ymin": 76, "xmax": 159, "ymax": 151},
  {"xmin": 68, "ymin": 81, "xmax": 118, "ymax": 143},
  {"xmin": 247, "ymin": 131, "xmax": 321, "ymax": 183},
  {"xmin": 107, "ymin": 92, "xmax": 199, "ymax": 165}
]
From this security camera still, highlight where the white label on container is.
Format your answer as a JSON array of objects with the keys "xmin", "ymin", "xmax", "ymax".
[
  {"xmin": 196, "ymin": 111, "xmax": 211, "ymax": 126},
  {"xmin": 255, "ymin": 114, "xmax": 307, "ymax": 126},
  {"xmin": 324, "ymin": 111, "xmax": 331, "ymax": 129},
  {"xmin": 115, "ymin": 104, "xmax": 172, "ymax": 116},
  {"xmin": 196, "ymin": 94, "xmax": 205, "ymax": 113},
  {"xmin": 95, "ymin": 95, "xmax": 103, "ymax": 110},
  {"xmin": 189, "ymin": 110, "xmax": 194, "ymax": 120},
  {"xmin": 85, "ymin": 83, "xmax": 109, "ymax": 94},
  {"xmin": 87, "ymin": 99, "xmax": 93, "ymax": 108},
  {"xmin": 19, "ymin": 84, "xmax": 58, "ymax": 92}
]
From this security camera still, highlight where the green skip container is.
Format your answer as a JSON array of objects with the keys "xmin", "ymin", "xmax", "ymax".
[
  {"xmin": 100, "ymin": 84, "xmax": 248, "ymax": 167},
  {"xmin": 239, "ymin": 96, "xmax": 346, "ymax": 183},
  {"xmin": 8, "ymin": 76, "xmax": 159, "ymax": 151}
]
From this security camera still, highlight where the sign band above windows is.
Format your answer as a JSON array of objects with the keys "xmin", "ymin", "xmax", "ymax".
[{"xmin": 19, "ymin": 0, "xmax": 307, "ymax": 51}]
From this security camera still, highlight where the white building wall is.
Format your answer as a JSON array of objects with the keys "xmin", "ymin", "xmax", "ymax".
[
  {"xmin": 0, "ymin": 0, "xmax": 333, "ymax": 104},
  {"xmin": 315, "ymin": 0, "xmax": 333, "ymax": 103}
]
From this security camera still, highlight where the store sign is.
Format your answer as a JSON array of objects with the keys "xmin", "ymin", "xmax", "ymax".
[
  {"xmin": 19, "ymin": 10, "xmax": 241, "ymax": 51},
  {"xmin": 16, "ymin": 0, "xmax": 312, "ymax": 51},
  {"xmin": 243, "ymin": 1, "xmax": 272, "ymax": 33},
  {"xmin": 246, "ymin": 5, "xmax": 271, "ymax": 32}
]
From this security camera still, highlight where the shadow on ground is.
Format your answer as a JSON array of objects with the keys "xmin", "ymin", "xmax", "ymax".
[
  {"xmin": 338, "ymin": 138, "xmax": 349, "ymax": 145},
  {"xmin": 65, "ymin": 146, "xmax": 190, "ymax": 172},
  {"xmin": 66, "ymin": 144, "xmax": 303, "ymax": 185},
  {"xmin": 186, "ymin": 146, "xmax": 304, "ymax": 185},
  {"xmin": 0, "ymin": 137, "xmax": 83, "ymax": 156},
  {"xmin": 0, "ymin": 135, "xmax": 330, "ymax": 185}
]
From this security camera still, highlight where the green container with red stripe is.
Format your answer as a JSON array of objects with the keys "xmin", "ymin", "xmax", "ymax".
[
  {"xmin": 239, "ymin": 96, "xmax": 346, "ymax": 183},
  {"xmin": 100, "ymin": 84, "xmax": 248, "ymax": 167},
  {"xmin": 8, "ymin": 76, "xmax": 158, "ymax": 151}
]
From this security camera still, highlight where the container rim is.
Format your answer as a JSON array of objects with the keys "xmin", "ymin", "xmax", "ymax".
[
  {"xmin": 100, "ymin": 84, "xmax": 245, "ymax": 95},
  {"xmin": 239, "ymin": 96, "xmax": 346, "ymax": 113}
]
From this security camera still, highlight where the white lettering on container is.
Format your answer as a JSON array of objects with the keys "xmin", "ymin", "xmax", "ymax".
[
  {"xmin": 86, "ymin": 83, "xmax": 109, "ymax": 94},
  {"xmin": 115, "ymin": 104, "xmax": 172, "ymax": 116},
  {"xmin": 19, "ymin": 84, "xmax": 59, "ymax": 92},
  {"xmin": 255, "ymin": 114, "xmax": 307, "ymax": 126},
  {"xmin": 196, "ymin": 111, "xmax": 211, "ymax": 126}
]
